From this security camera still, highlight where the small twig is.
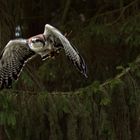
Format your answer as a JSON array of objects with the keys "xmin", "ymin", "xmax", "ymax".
[
  {"xmin": 106, "ymin": 0, "xmax": 138, "ymax": 26},
  {"xmin": 94, "ymin": 0, "xmax": 138, "ymax": 20},
  {"xmin": 64, "ymin": 30, "xmax": 72, "ymax": 37},
  {"xmin": 106, "ymin": 8, "xmax": 125, "ymax": 26}
]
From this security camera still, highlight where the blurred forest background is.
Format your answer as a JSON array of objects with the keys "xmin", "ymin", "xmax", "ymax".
[{"xmin": 0, "ymin": 0, "xmax": 140, "ymax": 140}]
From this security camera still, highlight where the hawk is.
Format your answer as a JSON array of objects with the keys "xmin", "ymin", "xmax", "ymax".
[{"xmin": 0, "ymin": 24, "xmax": 87, "ymax": 89}]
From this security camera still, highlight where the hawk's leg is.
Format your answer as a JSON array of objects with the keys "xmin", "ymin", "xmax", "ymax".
[
  {"xmin": 41, "ymin": 48, "xmax": 61, "ymax": 61},
  {"xmin": 42, "ymin": 54, "xmax": 50, "ymax": 61}
]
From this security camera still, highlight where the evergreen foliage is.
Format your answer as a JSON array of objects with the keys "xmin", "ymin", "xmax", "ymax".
[{"xmin": 0, "ymin": 55, "xmax": 140, "ymax": 139}]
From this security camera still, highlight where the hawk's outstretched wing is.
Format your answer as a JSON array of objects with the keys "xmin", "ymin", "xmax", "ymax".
[
  {"xmin": 0, "ymin": 39, "xmax": 35, "ymax": 89},
  {"xmin": 44, "ymin": 24, "xmax": 87, "ymax": 78}
]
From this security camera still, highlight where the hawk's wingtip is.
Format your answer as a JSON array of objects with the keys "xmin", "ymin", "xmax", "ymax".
[{"xmin": 85, "ymin": 74, "xmax": 88, "ymax": 78}]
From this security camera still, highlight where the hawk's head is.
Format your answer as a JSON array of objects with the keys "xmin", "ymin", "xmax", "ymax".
[
  {"xmin": 28, "ymin": 34, "xmax": 60, "ymax": 60},
  {"xmin": 28, "ymin": 34, "xmax": 46, "ymax": 51}
]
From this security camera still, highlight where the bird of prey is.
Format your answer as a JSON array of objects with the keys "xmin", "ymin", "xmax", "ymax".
[{"xmin": 0, "ymin": 24, "xmax": 87, "ymax": 89}]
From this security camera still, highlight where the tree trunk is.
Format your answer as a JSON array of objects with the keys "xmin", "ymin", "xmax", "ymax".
[{"xmin": 0, "ymin": 126, "xmax": 7, "ymax": 140}]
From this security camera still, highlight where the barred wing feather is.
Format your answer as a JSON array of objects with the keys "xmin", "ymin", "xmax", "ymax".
[
  {"xmin": 44, "ymin": 24, "xmax": 87, "ymax": 78},
  {"xmin": 0, "ymin": 39, "xmax": 35, "ymax": 89}
]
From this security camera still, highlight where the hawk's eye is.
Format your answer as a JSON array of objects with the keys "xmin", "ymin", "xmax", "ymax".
[
  {"xmin": 35, "ymin": 39, "xmax": 42, "ymax": 42},
  {"xmin": 32, "ymin": 38, "xmax": 45, "ymax": 45},
  {"xmin": 32, "ymin": 38, "xmax": 41, "ymax": 43}
]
